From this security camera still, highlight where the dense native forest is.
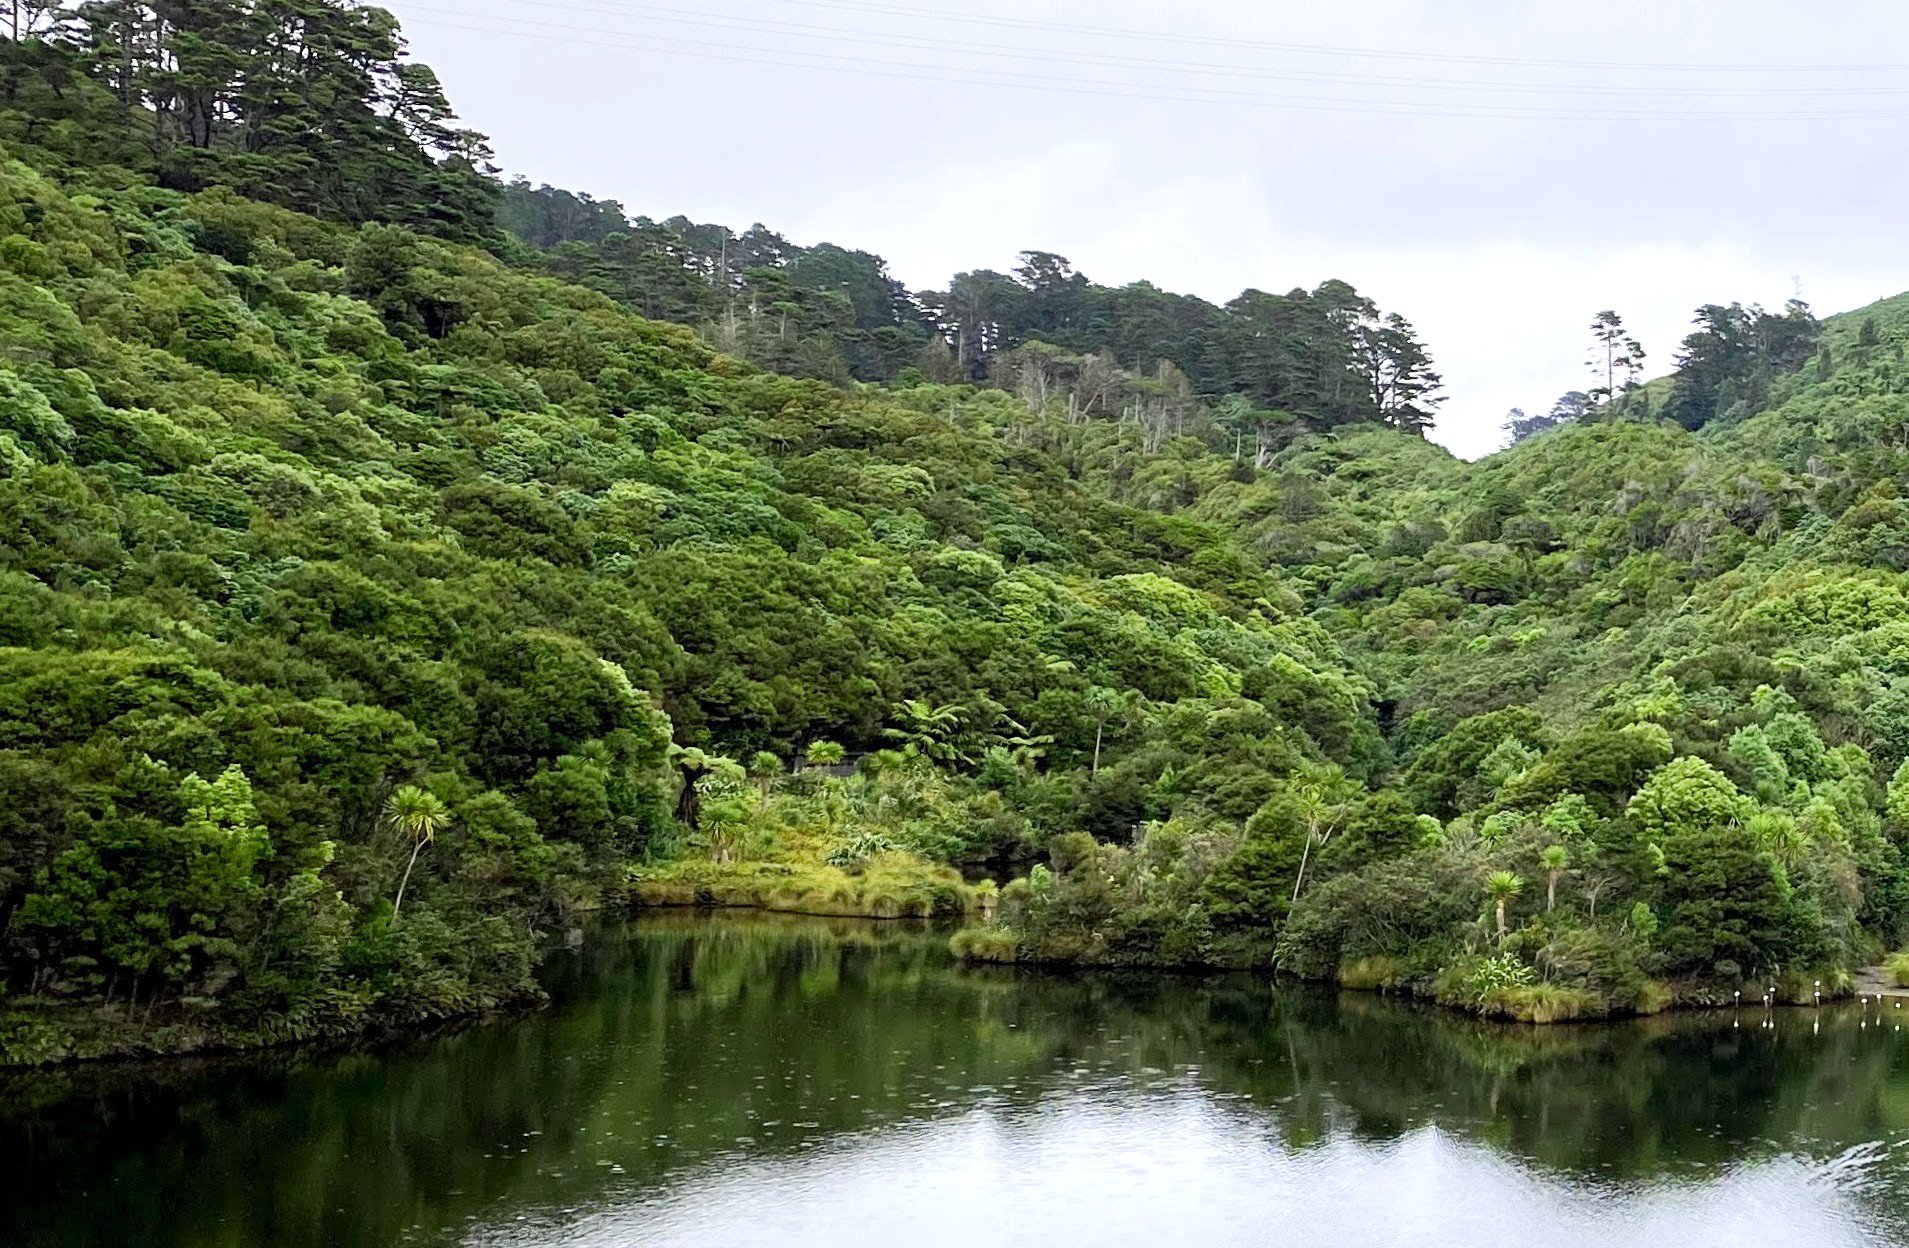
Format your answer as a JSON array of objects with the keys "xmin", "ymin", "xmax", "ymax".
[
  {"xmin": 0, "ymin": 2, "xmax": 1907, "ymax": 1060},
  {"xmin": 496, "ymin": 181, "xmax": 1447, "ymax": 442}
]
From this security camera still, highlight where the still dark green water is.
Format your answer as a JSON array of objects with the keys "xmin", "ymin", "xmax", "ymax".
[{"xmin": 4, "ymin": 913, "xmax": 1909, "ymax": 1247}]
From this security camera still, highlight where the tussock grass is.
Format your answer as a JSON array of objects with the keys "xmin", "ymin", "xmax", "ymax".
[
  {"xmin": 632, "ymin": 848, "xmax": 973, "ymax": 920},
  {"xmin": 1337, "ymin": 956, "xmax": 1408, "ymax": 991},
  {"xmin": 950, "ymin": 928, "xmax": 1020, "ymax": 963},
  {"xmin": 1477, "ymin": 984, "xmax": 1600, "ymax": 1024}
]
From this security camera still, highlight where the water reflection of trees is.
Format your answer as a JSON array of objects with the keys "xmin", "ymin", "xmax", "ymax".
[
  {"xmin": 3, "ymin": 915, "xmax": 1906, "ymax": 1247},
  {"xmin": 1223, "ymin": 990, "xmax": 1907, "ymax": 1180},
  {"xmin": 1023, "ymin": 970, "xmax": 1909, "ymax": 1183}
]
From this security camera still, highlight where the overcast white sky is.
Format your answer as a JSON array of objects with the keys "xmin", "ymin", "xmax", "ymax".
[{"xmin": 390, "ymin": 0, "xmax": 1909, "ymax": 458}]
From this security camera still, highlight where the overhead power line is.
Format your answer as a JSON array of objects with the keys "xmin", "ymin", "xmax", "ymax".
[
  {"xmin": 398, "ymin": 4, "xmax": 1909, "ymax": 122},
  {"xmin": 499, "ymin": 0, "xmax": 1909, "ymax": 98},
  {"xmin": 769, "ymin": 0, "xmax": 1909, "ymax": 75}
]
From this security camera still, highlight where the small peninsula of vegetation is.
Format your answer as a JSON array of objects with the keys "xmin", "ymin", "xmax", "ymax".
[{"xmin": 2, "ymin": 2, "xmax": 1909, "ymax": 1061}]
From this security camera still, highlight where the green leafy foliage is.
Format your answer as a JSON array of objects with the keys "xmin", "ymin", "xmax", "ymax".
[
  {"xmin": 952, "ymin": 271, "xmax": 1909, "ymax": 1015},
  {"xmin": 500, "ymin": 185, "xmax": 1444, "ymax": 434},
  {"xmin": 0, "ymin": 112, "xmax": 1400, "ymax": 1049},
  {"xmin": 3, "ymin": 3, "xmax": 1909, "ymax": 1051},
  {"xmin": 0, "ymin": 4, "xmax": 497, "ymax": 241}
]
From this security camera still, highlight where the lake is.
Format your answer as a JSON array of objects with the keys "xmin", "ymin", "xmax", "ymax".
[{"xmin": 4, "ymin": 912, "xmax": 1907, "ymax": 1247}]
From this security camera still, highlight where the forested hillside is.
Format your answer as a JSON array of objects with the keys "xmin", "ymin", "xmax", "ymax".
[
  {"xmin": 1, "ymin": 3, "xmax": 1908, "ymax": 1062},
  {"xmin": 498, "ymin": 181, "xmax": 1446, "ymax": 439}
]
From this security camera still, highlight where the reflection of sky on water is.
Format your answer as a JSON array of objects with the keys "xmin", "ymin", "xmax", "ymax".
[
  {"xmin": 9, "ymin": 918, "xmax": 1909, "ymax": 1248},
  {"xmin": 475, "ymin": 1085, "xmax": 1905, "ymax": 1248}
]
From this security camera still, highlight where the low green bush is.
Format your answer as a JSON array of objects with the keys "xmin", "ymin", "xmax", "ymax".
[
  {"xmin": 950, "ymin": 928, "xmax": 1019, "ymax": 963},
  {"xmin": 1337, "ymin": 955, "xmax": 1408, "ymax": 990},
  {"xmin": 1436, "ymin": 953, "xmax": 1536, "ymax": 1006},
  {"xmin": 0, "ymin": 1012, "xmax": 76, "ymax": 1066},
  {"xmin": 632, "ymin": 852, "xmax": 972, "ymax": 919},
  {"xmin": 1477, "ymin": 983, "xmax": 1600, "ymax": 1024},
  {"xmin": 825, "ymin": 832, "xmax": 899, "ymax": 870}
]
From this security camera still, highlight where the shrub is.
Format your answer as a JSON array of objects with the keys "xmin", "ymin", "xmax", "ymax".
[
  {"xmin": 0, "ymin": 1012, "xmax": 75, "ymax": 1066},
  {"xmin": 1466, "ymin": 952, "xmax": 1536, "ymax": 995},
  {"xmin": 1337, "ymin": 955, "xmax": 1407, "ymax": 990},
  {"xmin": 1479, "ymin": 983, "xmax": 1600, "ymax": 1024},
  {"xmin": 1275, "ymin": 848, "xmax": 1485, "ymax": 979},
  {"xmin": 824, "ymin": 832, "xmax": 898, "ymax": 870},
  {"xmin": 1533, "ymin": 923, "xmax": 1655, "ymax": 1010},
  {"xmin": 950, "ymin": 928, "xmax": 1019, "ymax": 963}
]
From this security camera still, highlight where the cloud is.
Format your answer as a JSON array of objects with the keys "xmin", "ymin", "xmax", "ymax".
[{"xmin": 396, "ymin": 0, "xmax": 1909, "ymax": 458}]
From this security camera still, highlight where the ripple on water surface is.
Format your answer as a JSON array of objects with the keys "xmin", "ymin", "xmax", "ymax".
[
  {"xmin": 470, "ymin": 1088, "xmax": 1902, "ymax": 1248},
  {"xmin": 3, "ymin": 914, "xmax": 1907, "ymax": 1248}
]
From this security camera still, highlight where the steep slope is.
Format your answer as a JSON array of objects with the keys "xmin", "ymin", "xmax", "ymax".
[
  {"xmin": 0, "ymin": 151, "xmax": 1383, "ymax": 1058},
  {"xmin": 968, "ymin": 337, "xmax": 1909, "ymax": 1015},
  {"xmin": 3, "ymin": 2, "xmax": 1908, "ymax": 1055},
  {"xmin": 6, "ymin": 121, "xmax": 1907, "ymax": 1042}
]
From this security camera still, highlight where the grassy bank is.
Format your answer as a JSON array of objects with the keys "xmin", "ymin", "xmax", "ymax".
[
  {"xmin": 949, "ymin": 931, "xmax": 1852, "ymax": 1025},
  {"xmin": 0, "ymin": 827, "xmax": 977, "ymax": 1067},
  {"xmin": 631, "ymin": 828, "xmax": 982, "ymax": 920}
]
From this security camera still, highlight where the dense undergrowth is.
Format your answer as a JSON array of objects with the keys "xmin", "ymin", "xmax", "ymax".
[
  {"xmin": 0, "ymin": 134, "xmax": 1381, "ymax": 1059},
  {"xmin": 6, "ymin": 4, "xmax": 1909, "ymax": 1060}
]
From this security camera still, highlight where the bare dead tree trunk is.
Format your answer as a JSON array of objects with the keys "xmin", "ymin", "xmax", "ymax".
[
  {"xmin": 393, "ymin": 838, "xmax": 426, "ymax": 920},
  {"xmin": 1290, "ymin": 834, "xmax": 1315, "ymax": 905}
]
